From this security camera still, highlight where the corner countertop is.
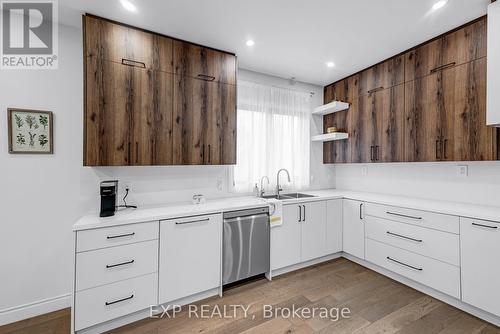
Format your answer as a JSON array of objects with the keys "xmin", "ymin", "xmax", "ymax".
[{"xmin": 73, "ymin": 189, "xmax": 500, "ymax": 231}]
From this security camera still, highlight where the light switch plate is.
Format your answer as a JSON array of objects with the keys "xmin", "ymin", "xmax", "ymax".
[{"xmin": 457, "ymin": 165, "xmax": 468, "ymax": 177}]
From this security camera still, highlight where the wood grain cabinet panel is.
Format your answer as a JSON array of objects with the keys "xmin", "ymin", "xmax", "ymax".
[
  {"xmin": 405, "ymin": 18, "xmax": 486, "ymax": 81},
  {"xmin": 378, "ymin": 85, "xmax": 405, "ymax": 162},
  {"xmin": 174, "ymin": 40, "xmax": 236, "ymax": 85},
  {"xmin": 173, "ymin": 76, "xmax": 236, "ymax": 165},
  {"xmin": 359, "ymin": 56, "xmax": 404, "ymax": 95},
  {"xmin": 84, "ymin": 16, "xmax": 173, "ymax": 73}
]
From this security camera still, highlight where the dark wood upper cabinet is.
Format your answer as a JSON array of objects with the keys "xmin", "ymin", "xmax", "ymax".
[
  {"xmin": 85, "ymin": 16, "xmax": 173, "ymax": 73},
  {"xmin": 359, "ymin": 56, "xmax": 404, "ymax": 95},
  {"xmin": 83, "ymin": 15, "xmax": 237, "ymax": 166},
  {"xmin": 174, "ymin": 40, "xmax": 236, "ymax": 85},
  {"xmin": 172, "ymin": 76, "xmax": 236, "ymax": 165},
  {"xmin": 405, "ymin": 18, "xmax": 486, "ymax": 82}
]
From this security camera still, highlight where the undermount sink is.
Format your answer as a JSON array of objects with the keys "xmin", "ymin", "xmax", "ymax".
[{"xmin": 262, "ymin": 193, "xmax": 316, "ymax": 200}]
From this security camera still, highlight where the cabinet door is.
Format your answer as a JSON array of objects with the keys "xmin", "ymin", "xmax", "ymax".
[
  {"xmin": 301, "ymin": 201, "xmax": 327, "ymax": 262},
  {"xmin": 84, "ymin": 16, "xmax": 173, "ymax": 73},
  {"xmin": 442, "ymin": 18, "xmax": 487, "ymax": 69},
  {"xmin": 85, "ymin": 58, "xmax": 131, "ymax": 166},
  {"xmin": 326, "ymin": 199, "xmax": 343, "ymax": 254},
  {"xmin": 378, "ymin": 85, "xmax": 404, "ymax": 162},
  {"xmin": 404, "ymin": 72, "xmax": 443, "ymax": 162},
  {"xmin": 452, "ymin": 58, "xmax": 496, "ymax": 161},
  {"xmin": 405, "ymin": 38, "xmax": 443, "ymax": 82},
  {"xmin": 343, "ymin": 199, "xmax": 365, "ymax": 259},
  {"xmin": 359, "ymin": 56, "xmax": 404, "ymax": 94},
  {"xmin": 130, "ymin": 70, "xmax": 174, "ymax": 165},
  {"xmin": 159, "ymin": 214, "xmax": 221, "ymax": 304},
  {"xmin": 271, "ymin": 205, "xmax": 301, "ymax": 270},
  {"xmin": 460, "ymin": 217, "xmax": 500, "ymax": 317},
  {"xmin": 351, "ymin": 93, "xmax": 381, "ymax": 163},
  {"xmin": 174, "ymin": 40, "xmax": 236, "ymax": 85}
]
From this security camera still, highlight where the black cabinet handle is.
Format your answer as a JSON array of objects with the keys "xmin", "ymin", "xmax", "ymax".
[
  {"xmin": 359, "ymin": 203, "xmax": 363, "ymax": 220},
  {"xmin": 208, "ymin": 144, "xmax": 211, "ymax": 164},
  {"xmin": 107, "ymin": 232, "xmax": 135, "ymax": 240},
  {"xmin": 370, "ymin": 146, "xmax": 375, "ymax": 162},
  {"xmin": 386, "ymin": 231, "xmax": 423, "ymax": 243},
  {"xmin": 386, "ymin": 211, "xmax": 422, "ymax": 220},
  {"xmin": 298, "ymin": 205, "xmax": 302, "ymax": 222},
  {"xmin": 106, "ymin": 259, "xmax": 135, "ymax": 269},
  {"xmin": 430, "ymin": 62, "xmax": 456, "ymax": 74},
  {"xmin": 201, "ymin": 144, "xmax": 205, "ymax": 163},
  {"xmin": 135, "ymin": 142, "xmax": 139, "ymax": 164},
  {"xmin": 367, "ymin": 86, "xmax": 384, "ymax": 94},
  {"xmin": 303, "ymin": 205, "xmax": 306, "ymax": 221},
  {"xmin": 472, "ymin": 222, "xmax": 498, "ymax": 229},
  {"xmin": 121, "ymin": 58, "xmax": 146, "ymax": 68},
  {"xmin": 435, "ymin": 140, "xmax": 441, "ymax": 160},
  {"xmin": 197, "ymin": 74, "xmax": 216, "ymax": 81},
  {"xmin": 105, "ymin": 294, "xmax": 134, "ymax": 306},
  {"xmin": 387, "ymin": 256, "xmax": 423, "ymax": 271},
  {"xmin": 375, "ymin": 146, "xmax": 380, "ymax": 161},
  {"xmin": 175, "ymin": 218, "xmax": 210, "ymax": 225},
  {"xmin": 443, "ymin": 139, "xmax": 448, "ymax": 160}
]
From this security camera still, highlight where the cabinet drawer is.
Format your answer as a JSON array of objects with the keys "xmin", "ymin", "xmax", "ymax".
[
  {"xmin": 76, "ymin": 221, "xmax": 158, "ymax": 252},
  {"xmin": 364, "ymin": 203, "xmax": 459, "ymax": 234},
  {"xmin": 173, "ymin": 40, "xmax": 236, "ymax": 85},
  {"xmin": 76, "ymin": 240, "xmax": 158, "ymax": 291},
  {"xmin": 365, "ymin": 216, "xmax": 459, "ymax": 266},
  {"xmin": 365, "ymin": 239, "xmax": 460, "ymax": 298},
  {"xmin": 75, "ymin": 273, "xmax": 157, "ymax": 331},
  {"xmin": 159, "ymin": 214, "xmax": 222, "ymax": 303},
  {"xmin": 84, "ymin": 16, "xmax": 173, "ymax": 73}
]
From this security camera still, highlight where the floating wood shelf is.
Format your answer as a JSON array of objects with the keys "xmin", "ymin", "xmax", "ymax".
[
  {"xmin": 312, "ymin": 101, "xmax": 349, "ymax": 116},
  {"xmin": 311, "ymin": 132, "xmax": 349, "ymax": 142}
]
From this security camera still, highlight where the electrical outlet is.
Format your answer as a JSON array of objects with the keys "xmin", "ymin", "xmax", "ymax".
[
  {"xmin": 457, "ymin": 165, "xmax": 468, "ymax": 178},
  {"xmin": 361, "ymin": 166, "xmax": 368, "ymax": 176}
]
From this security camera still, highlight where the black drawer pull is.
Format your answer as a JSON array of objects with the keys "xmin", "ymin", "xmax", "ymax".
[
  {"xmin": 106, "ymin": 259, "xmax": 135, "ymax": 269},
  {"xmin": 386, "ymin": 231, "xmax": 423, "ymax": 243},
  {"xmin": 107, "ymin": 232, "xmax": 135, "ymax": 239},
  {"xmin": 105, "ymin": 294, "xmax": 134, "ymax": 306},
  {"xmin": 386, "ymin": 211, "xmax": 422, "ymax": 220},
  {"xmin": 121, "ymin": 58, "xmax": 146, "ymax": 68},
  {"xmin": 430, "ymin": 62, "xmax": 456, "ymax": 74},
  {"xmin": 472, "ymin": 222, "xmax": 498, "ymax": 229},
  {"xmin": 175, "ymin": 218, "xmax": 210, "ymax": 225},
  {"xmin": 387, "ymin": 256, "xmax": 423, "ymax": 271},
  {"xmin": 367, "ymin": 86, "xmax": 384, "ymax": 94},
  {"xmin": 196, "ymin": 74, "xmax": 216, "ymax": 81}
]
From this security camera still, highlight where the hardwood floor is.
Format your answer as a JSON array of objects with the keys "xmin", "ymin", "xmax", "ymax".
[{"xmin": 2, "ymin": 258, "xmax": 499, "ymax": 334}]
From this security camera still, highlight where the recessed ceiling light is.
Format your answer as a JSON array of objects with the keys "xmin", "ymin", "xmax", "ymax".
[
  {"xmin": 432, "ymin": 0, "xmax": 448, "ymax": 11},
  {"xmin": 246, "ymin": 40, "xmax": 255, "ymax": 47},
  {"xmin": 326, "ymin": 62, "xmax": 335, "ymax": 68},
  {"xmin": 120, "ymin": 0, "xmax": 137, "ymax": 12}
]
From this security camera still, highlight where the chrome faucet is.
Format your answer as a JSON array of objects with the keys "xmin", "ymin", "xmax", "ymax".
[
  {"xmin": 259, "ymin": 176, "xmax": 270, "ymax": 197},
  {"xmin": 276, "ymin": 169, "xmax": 291, "ymax": 198}
]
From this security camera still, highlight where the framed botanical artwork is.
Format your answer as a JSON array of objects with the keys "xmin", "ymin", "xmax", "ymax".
[{"xmin": 8, "ymin": 108, "xmax": 53, "ymax": 154}]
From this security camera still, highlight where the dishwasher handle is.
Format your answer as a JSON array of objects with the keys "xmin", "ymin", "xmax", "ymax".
[{"xmin": 223, "ymin": 213, "xmax": 269, "ymax": 225}]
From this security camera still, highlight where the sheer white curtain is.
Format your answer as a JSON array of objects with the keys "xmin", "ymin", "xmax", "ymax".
[{"xmin": 234, "ymin": 80, "xmax": 311, "ymax": 193}]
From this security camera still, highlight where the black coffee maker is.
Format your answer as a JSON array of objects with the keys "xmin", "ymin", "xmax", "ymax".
[{"xmin": 100, "ymin": 180, "xmax": 118, "ymax": 217}]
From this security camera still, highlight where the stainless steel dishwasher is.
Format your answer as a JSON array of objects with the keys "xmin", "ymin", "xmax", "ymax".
[{"xmin": 222, "ymin": 207, "xmax": 270, "ymax": 285}]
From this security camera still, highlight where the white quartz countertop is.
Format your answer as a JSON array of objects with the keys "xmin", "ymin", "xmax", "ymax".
[{"xmin": 74, "ymin": 189, "xmax": 500, "ymax": 231}]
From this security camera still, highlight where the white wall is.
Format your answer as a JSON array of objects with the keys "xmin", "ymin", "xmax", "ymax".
[
  {"xmin": 335, "ymin": 161, "xmax": 500, "ymax": 207},
  {"xmin": 0, "ymin": 23, "xmax": 332, "ymax": 324}
]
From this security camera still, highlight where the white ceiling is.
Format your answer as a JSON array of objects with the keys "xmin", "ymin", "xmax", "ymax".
[{"xmin": 59, "ymin": 0, "xmax": 490, "ymax": 86}]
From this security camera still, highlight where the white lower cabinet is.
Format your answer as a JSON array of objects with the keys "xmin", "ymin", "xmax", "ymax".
[
  {"xmin": 326, "ymin": 199, "xmax": 342, "ymax": 254},
  {"xmin": 301, "ymin": 201, "xmax": 327, "ymax": 261},
  {"xmin": 271, "ymin": 204, "xmax": 302, "ymax": 270},
  {"xmin": 159, "ymin": 214, "xmax": 222, "ymax": 304},
  {"xmin": 366, "ymin": 238, "xmax": 461, "ymax": 298},
  {"xmin": 461, "ymin": 217, "xmax": 500, "ymax": 317},
  {"xmin": 343, "ymin": 199, "xmax": 365, "ymax": 259}
]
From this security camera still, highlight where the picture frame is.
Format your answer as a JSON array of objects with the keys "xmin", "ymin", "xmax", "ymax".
[{"xmin": 8, "ymin": 108, "xmax": 54, "ymax": 154}]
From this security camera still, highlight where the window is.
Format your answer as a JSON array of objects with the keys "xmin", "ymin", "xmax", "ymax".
[{"xmin": 233, "ymin": 80, "xmax": 311, "ymax": 193}]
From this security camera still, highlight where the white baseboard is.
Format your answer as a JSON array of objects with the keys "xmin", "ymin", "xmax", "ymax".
[
  {"xmin": 343, "ymin": 253, "xmax": 500, "ymax": 327},
  {"xmin": 0, "ymin": 293, "xmax": 71, "ymax": 326},
  {"xmin": 270, "ymin": 252, "xmax": 342, "ymax": 278}
]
